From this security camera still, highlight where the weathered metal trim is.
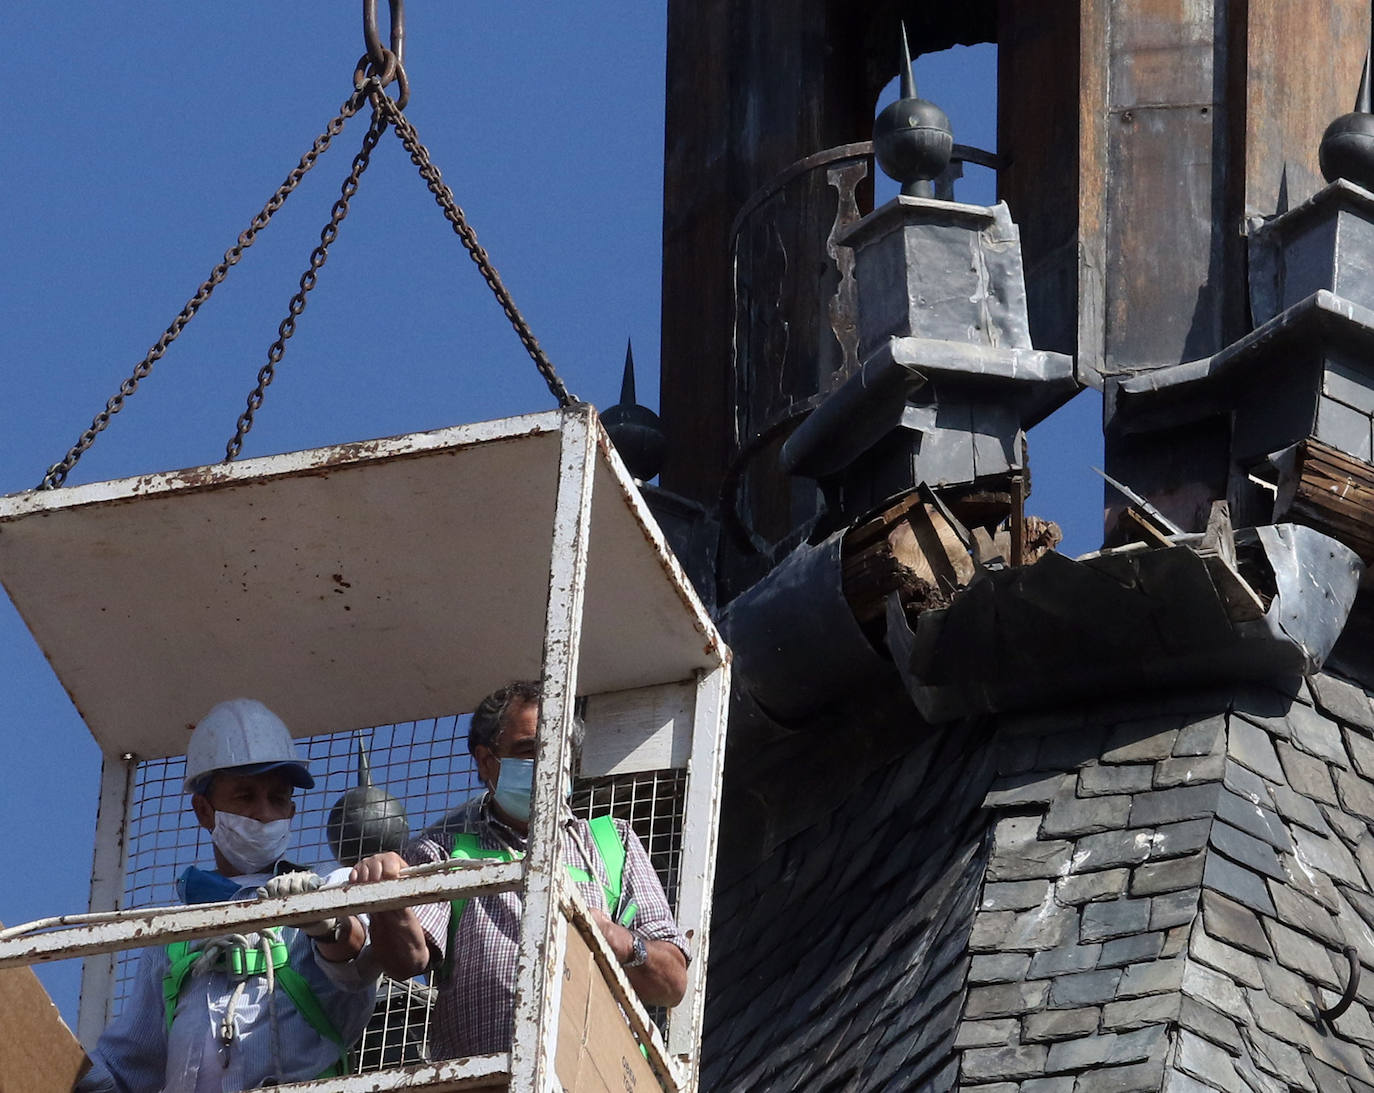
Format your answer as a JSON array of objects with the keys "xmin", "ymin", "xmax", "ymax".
[
  {"xmin": 510, "ymin": 404, "xmax": 597, "ymax": 1092},
  {"xmin": 267, "ymin": 1052, "xmax": 511, "ymax": 1091},
  {"xmin": 0, "ymin": 863, "xmax": 525, "ymax": 970},
  {"xmin": 0, "ymin": 410, "xmax": 565, "ymax": 519},
  {"xmin": 666, "ymin": 665, "xmax": 730, "ymax": 1086},
  {"xmin": 75, "ymin": 750, "xmax": 135, "ymax": 1049}
]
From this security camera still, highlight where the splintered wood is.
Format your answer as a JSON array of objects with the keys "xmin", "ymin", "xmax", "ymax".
[
  {"xmin": 1277, "ymin": 438, "xmax": 1374, "ymax": 564},
  {"xmin": 841, "ymin": 489, "xmax": 1062, "ymax": 634}
]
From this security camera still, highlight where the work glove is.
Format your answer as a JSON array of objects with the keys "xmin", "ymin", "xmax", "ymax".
[{"xmin": 256, "ymin": 871, "xmax": 342, "ymax": 941}]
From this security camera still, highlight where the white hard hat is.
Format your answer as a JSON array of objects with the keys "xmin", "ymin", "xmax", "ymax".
[{"xmin": 183, "ymin": 698, "xmax": 314, "ymax": 793}]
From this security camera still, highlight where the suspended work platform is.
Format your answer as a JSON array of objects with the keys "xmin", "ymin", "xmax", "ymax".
[{"xmin": 0, "ymin": 404, "xmax": 731, "ymax": 1093}]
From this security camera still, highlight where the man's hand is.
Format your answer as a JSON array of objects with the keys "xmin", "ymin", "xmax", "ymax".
[
  {"xmin": 587, "ymin": 908, "xmax": 688, "ymax": 1008},
  {"xmin": 256, "ymin": 871, "xmax": 340, "ymax": 940},
  {"xmin": 349, "ymin": 852, "xmax": 407, "ymax": 884}
]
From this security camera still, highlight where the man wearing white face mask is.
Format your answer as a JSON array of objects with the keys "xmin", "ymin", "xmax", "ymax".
[
  {"xmin": 351, "ymin": 680, "xmax": 689, "ymax": 1060},
  {"xmin": 78, "ymin": 698, "xmax": 379, "ymax": 1092}
]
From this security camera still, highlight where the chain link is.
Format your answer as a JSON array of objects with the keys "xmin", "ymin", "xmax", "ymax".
[
  {"xmin": 367, "ymin": 86, "xmax": 576, "ymax": 408},
  {"xmin": 37, "ymin": 91, "xmax": 369, "ymax": 490},
  {"xmin": 223, "ymin": 106, "xmax": 388, "ymax": 461}
]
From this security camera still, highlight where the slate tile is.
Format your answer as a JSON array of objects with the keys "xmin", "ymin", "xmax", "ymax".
[
  {"xmin": 1337, "ymin": 768, "xmax": 1374, "ymax": 824},
  {"xmin": 1029, "ymin": 944, "xmax": 1103, "ymax": 978},
  {"xmin": 1150, "ymin": 818, "xmax": 1212, "ymax": 859},
  {"xmin": 991, "ymin": 813, "xmax": 1075, "ymax": 881},
  {"xmin": 953, "ymin": 1018, "xmax": 1019, "ymax": 1049},
  {"xmin": 970, "ymin": 910, "xmax": 1016, "ymax": 952},
  {"xmin": 1074, "ymin": 829, "xmax": 1153, "ymax": 870},
  {"xmin": 1102, "ymin": 992, "xmax": 1180, "ymax": 1031},
  {"xmin": 1180, "ymin": 958, "xmax": 1247, "ymax": 1014},
  {"xmin": 1039, "ymin": 726, "xmax": 1104, "ymax": 771},
  {"xmin": 1289, "ymin": 702, "xmax": 1352, "ymax": 768},
  {"xmin": 1133, "ymin": 850, "xmax": 1206, "ymax": 895},
  {"xmin": 1154, "ymin": 753, "xmax": 1226, "ymax": 789},
  {"xmin": 969, "ymin": 952, "xmax": 1033, "ymax": 984},
  {"xmin": 1175, "ymin": 713, "xmax": 1227, "ymax": 757},
  {"xmin": 1045, "ymin": 1025, "xmax": 1165, "ymax": 1072},
  {"xmin": 1081, "ymin": 762, "xmax": 1155, "ymax": 796},
  {"xmin": 1305, "ymin": 1057, "xmax": 1356, "ymax": 1093},
  {"xmin": 1001, "ymin": 903, "xmax": 1078, "ymax": 953},
  {"xmin": 1078, "ymin": 1058, "xmax": 1167, "ymax": 1092},
  {"xmin": 1290, "ymin": 823, "xmax": 1364, "ymax": 885},
  {"xmin": 965, "ymin": 980, "xmax": 1051, "ymax": 1019},
  {"xmin": 1162, "ymin": 923, "xmax": 1191, "ymax": 957},
  {"xmin": 1189, "ymin": 927, "xmax": 1264, "ymax": 989},
  {"xmin": 1050, "ymin": 968, "xmax": 1124, "ymax": 1007},
  {"xmin": 1081, "ymin": 898, "xmax": 1152, "ymax": 942},
  {"xmin": 1349, "ymin": 730, "xmax": 1374, "ymax": 780},
  {"xmin": 1215, "ymin": 789, "xmax": 1291, "ymax": 850},
  {"xmin": 1232, "ymin": 685, "xmax": 1298, "ymax": 727},
  {"xmin": 1117, "ymin": 956, "xmax": 1185, "ymax": 998},
  {"xmin": 1277, "ymin": 739, "xmax": 1338, "ymax": 804},
  {"xmin": 1020, "ymin": 1079, "xmax": 1074, "ymax": 1093},
  {"xmin": 1330, "ymin": 806, "xmax": 1370, "ymax": 844},
  {"xmin": 1210, "ymin": 820, "xmax": 1286, "ymax": 880},
  {"xmin": 1222, "ymin": 759, "xmax": 1272, "ymax": 805},
  {"xmin": 1201, "ymin": 889, "xmax": 1273, "ymax": 958},
  {"xmin": 1044, "ymin": 790, "xmax": 1132, "ymax": 838},
  {"xmin": 960, "ymin": 1044, "xmax": 1049, "ymax": 1082},
  {"xmin": 1248, "ymin": 978, "xmax": 1318, "ymax": 1043},
  {"xmin": 1270, "ymin": 783, "xmax": 1328, "ymax": 834},
  {"xmin": 1230, "ymin": 717, "xmax": 1285, "ymax": 781},
  {"xmin": 1058, "ymin": 869, "xmax": 1130, "ymax": 906},
  {"xmin": 1022, "ymin": 1007, "xmax": 1099, "ymax": 1043},
  {"xmin": 1203, "ymin": 852, "xmax": 1276, "ymax": 916},
  {"xmin": 1311, "ymin": 672, "xmax": 1374, "ymax": 731},
  {"xmin": 1265, "ymin": 919, "xmax": 1343, "ymax": 988},
  {"xmin": 1130, "ymin": 783, "xmax": 1223, "ymax": 827},
  {"xmin": 983, "ymin": 879, "xmax": 1054, "ymax": 911},
  {"xmin": 1269, "ymin": 881, "xmax": 1344, "ymax": 947},
  {"xmin": 1245, "ymin": 1024, "xmax": 1317, "ymax": 1091},
  {"xmin": 1100, "ymin": 932, "xmax": 1165, "ymax": 967},
  {"xmin": 1175, "ymin": 1028, "xmax": 1248, "ymax": 1092},
  {"xmin": 1178, "ymin": 995, "xmax": 1244, "ymax": 1052},
  {"xmin": 1332, "ymin": 999, "xmax": 1374, "ymax": 1051},
  {"xmin": 1307, "ymin": 1013, "xmax": 1374, "ymax": 1086},
  {"xmin": 1103, "ymin": 717, "xmax": 1182, "ymax": 763},
  {"xmin": 1151, "ymin": 890, "xmax": 1201, "ymax": 931},
  {"xmin": 985, "ymin": 771, "xmax": 1073, "ymax": 808}
]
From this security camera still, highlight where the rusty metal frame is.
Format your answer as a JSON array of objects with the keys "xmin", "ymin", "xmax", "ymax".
[{"xmin": 74, "ymin": 750, "xmax": 135, "ymax": 1049}]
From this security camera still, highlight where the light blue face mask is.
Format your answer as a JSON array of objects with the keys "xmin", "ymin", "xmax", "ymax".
[
  {"xmin": 493, "ymin": 757, "xmax": 536, "ymax": 823},
  {"xmin": 491, "ymin": 757, "xmax": 573, "ymax": 823}
]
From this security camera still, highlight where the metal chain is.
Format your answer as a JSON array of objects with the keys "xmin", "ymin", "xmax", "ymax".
[
  {"xmin": 37, "ymin": 91, "xmax": 369, "ymax": 490},
  {"xmin": 223, "ymin": 106, "xmax": 388, "ymax": 461},
  {"xmin": 367, "ymin": 86, "xmax": 577, "ymax": 407}
]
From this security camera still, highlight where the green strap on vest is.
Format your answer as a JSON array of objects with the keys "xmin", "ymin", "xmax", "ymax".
[
  {"xmin": 162, "ymin": 929, "xmax": 347, "ymax": 1078},
  {"xmin": 446, "ymin": 815, "xmax": 638, "ymax": 974}
]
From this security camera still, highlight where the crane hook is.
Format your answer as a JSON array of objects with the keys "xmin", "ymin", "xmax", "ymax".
[{"xmin": 358, "ymin": 0, "xmax": 408, "ymax": 109}]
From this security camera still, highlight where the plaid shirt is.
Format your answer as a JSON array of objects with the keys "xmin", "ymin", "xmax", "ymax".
[{"xmin": 405, "ymin": 793, "xmax": 689, "ymax": 1060}]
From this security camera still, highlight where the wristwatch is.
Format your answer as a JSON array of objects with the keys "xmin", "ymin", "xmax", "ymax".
[{"xmin": 623, "ymin": 933, "xmax": 648, "ymax": 968}]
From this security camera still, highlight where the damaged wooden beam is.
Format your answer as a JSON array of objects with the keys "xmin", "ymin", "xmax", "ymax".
[{"xmin": 1274, "ymin": 438, "xmax": 1374, "ymax": 564}]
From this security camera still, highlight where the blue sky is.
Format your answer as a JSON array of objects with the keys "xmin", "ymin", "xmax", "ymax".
[{"xmin": 1, "ymin": 5, "xmax": 1100, "ymax": 1024}]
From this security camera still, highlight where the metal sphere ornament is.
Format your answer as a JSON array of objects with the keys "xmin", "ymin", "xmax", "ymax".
[
  {"xmin": 326, "ymin": 737, "xmax": 410, "ymax": 867},
  {"xmin": 873, "ymin": 23, "xmax": 954, "ymax": 199},
  {"xmin": 1321, "ymin": 54, "xmax": 1374, "ymax": 192}
]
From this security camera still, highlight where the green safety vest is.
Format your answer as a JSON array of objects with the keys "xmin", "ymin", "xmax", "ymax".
[
  {"xmin": 162, "ymin": 928, "xmax": 348, "ymax": 1079},
  {"xmin": 446, "ymin": 814, "xmax": 638, "ymax": 972}
]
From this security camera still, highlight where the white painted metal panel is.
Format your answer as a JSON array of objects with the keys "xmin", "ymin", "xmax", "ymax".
[
  {"xmin": 580, "ymin": 681, "xmax": 695, "ymax": 777},
  {"xmin": 0, "ymin": 410, "xmax": 724, "ymax": 759}
]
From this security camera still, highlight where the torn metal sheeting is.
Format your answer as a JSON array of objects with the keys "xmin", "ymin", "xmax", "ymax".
[
  {"xmin": 718, "ymin": 531, "xmax": 895, "ymax": 726},
  {"xmin": 0, "ymin": 409, "xmax": 725, "ymax": 760},
  {"xmin": 886, "ymin": 525, "xmax": 1361, "ymax": 723}
]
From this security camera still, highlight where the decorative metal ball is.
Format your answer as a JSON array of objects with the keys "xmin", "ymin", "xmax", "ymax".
[
  {"xmin": 1320, "ymin": 111, "xmax": 1374, "ymax": 191},
  {"xmin": 603, "ymin": 403, "xmax": 666, "ymax": 482},
  {"xmin": 327, "ymin": 783, "xmax": 410, "ymax": 866},
  {"xmin": 873, "ymin": 96, "xmax": 954, "ymax": 192}
]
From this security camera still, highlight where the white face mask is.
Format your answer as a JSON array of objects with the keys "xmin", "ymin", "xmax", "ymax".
[{"xmin": 212, "ymin": 812, "xmax": 292, "ymax": 874}]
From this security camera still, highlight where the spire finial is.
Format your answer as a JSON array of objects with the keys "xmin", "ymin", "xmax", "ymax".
[
  {"xmin": 356, "ymin": 735, "xmax": 373, "ymax": 787},
  {"xmin": 1320, "ymin": 51, "xmax": 1374, "ymax": 189},
  {"xmin": 619, "ymin": 339, "xmax": 638, "ymax": 407},
  {"xmin": 872, "ymin": 22, "xmax": 954, "ymax": 199},
  {"xmin": 1358, "ymin": 51, "xmax": 1371, "ymax": 114},
  {"xmin": 899, "ymin": 21, "xmax": 916, "ymax": 102}
]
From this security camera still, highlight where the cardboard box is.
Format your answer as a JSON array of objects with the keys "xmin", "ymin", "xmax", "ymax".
[
  {"xmin": 0, "ymin": 957, "xmax": 90, "ymax": 1093},
  {"xmin": 555, "ymin": 920, "xmax": 667, "ymax": 1093}
]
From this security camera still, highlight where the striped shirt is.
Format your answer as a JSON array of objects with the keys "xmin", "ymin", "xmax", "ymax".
[
  {"xmin": 405, "ymin": 794, "xmax": 689, "ymax": 1060},
  {"xmin": 77, "ymin": 871, "xmax": 378, "ymax": 1093}
]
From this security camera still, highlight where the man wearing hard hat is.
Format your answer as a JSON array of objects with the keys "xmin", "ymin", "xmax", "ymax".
[{"xmin": 77, "ymin": 698, "xmax": 379, "ymax": 1092}]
